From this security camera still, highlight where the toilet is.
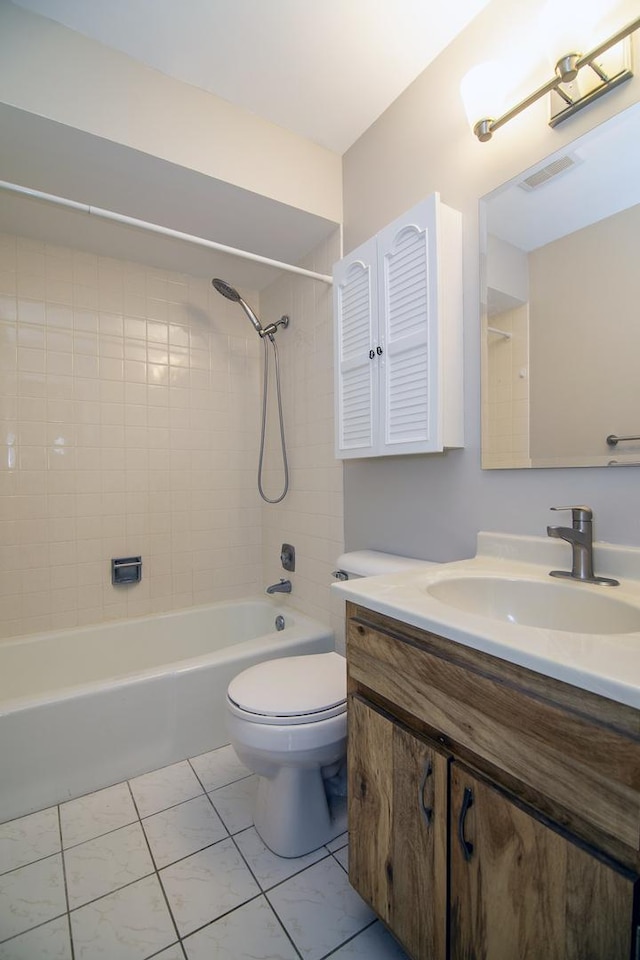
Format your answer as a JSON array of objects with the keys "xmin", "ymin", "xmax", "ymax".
[
  {"xmin": 227, "ymin": 651, "xmax": 347, "ymax": 858},
  {"xmin": 226, "ymin": 551, "xmax": 438, "ymax": 858}
]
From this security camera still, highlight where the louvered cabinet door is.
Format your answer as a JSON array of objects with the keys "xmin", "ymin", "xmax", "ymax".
[
  {"xmin": 377, "ymin": 196, "xmax": 439, "ymax": 455},
  {"xmin": 333, "ymin": 237, "xmax": 378, "ymax": 458},
  {"xmin": 349, "ymin": 695, "xmax": 448, "ymax": 960}
]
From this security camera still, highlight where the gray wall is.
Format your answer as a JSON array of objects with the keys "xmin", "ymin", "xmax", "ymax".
[
  {"xmin": 529, "ymin": 204, "xmax": 640, "ymax": 464},
  {"xmin": 342, "ymin": 0, "xmax": 640, "ymax": 560}
]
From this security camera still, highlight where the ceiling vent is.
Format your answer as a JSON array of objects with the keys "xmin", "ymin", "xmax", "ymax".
[{"xmin": 518, "ymin": 152, "xmax": 582, "ymax": 191}]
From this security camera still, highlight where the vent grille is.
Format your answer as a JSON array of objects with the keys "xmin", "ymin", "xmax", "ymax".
[{"xmin": 518, "ymin": 153, "xmax": 581, "ymax": 191}]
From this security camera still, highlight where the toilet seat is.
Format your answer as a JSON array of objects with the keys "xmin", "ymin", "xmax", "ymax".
[{"xmin": 227, "ymin": 652, "xmax": 346, "ymax": 726}]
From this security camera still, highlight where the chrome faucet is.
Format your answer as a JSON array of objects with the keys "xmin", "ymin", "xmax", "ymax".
[
  {"xmin": 266, "ymin": 578, "xmax": 292, "ymax": 595},
  {"xmin": 547, "ymin": 506, "xmax": 619, "ymax": 586}
]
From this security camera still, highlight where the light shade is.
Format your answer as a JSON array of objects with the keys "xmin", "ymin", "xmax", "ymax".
[
  {"xmin": 460, "ymin": 61, "xmax": 505, "ymax": 131},
  {"xmin": 539, "ymin": 0, "xmax": 618, "ymax": 66}
]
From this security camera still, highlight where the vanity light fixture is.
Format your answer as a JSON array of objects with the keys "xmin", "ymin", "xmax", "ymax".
[{"xmin": 465, "ymin": 14, "xmax": 640, "ymax": 142}]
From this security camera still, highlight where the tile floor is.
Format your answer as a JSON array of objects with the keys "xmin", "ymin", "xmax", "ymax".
[{"xmin": 0, "ymin": 745, "xmax": 409, "ymax": 960}]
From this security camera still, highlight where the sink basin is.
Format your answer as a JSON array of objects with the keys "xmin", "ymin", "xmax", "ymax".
[{"xmin": 426, "ymin": 576, "xmax": 640, "ymax": 634}]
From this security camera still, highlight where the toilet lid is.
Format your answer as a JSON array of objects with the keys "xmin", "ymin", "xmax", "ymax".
[{"xmin": 227, "ymin": 652, "xmax": 346, "ymax": 719}]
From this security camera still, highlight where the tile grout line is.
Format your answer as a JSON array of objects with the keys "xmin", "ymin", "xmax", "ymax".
[
  {"xmin": 125, "ymin": 777, "xmax": 183, "ymax": 953},
  {"xmin": 57, "ymin": 803, "xmax": 77, "ymax": 960},
  {"xmin": 227, "ymin": 832, "xmax": 306, "ymax": 960},
  {"xmin": 0, "ymin": 748, "xmax": 365, "ymax": 960},
  {"xmin": 319, "ymin": 918, "xmax": 380, "ymax": 959}
]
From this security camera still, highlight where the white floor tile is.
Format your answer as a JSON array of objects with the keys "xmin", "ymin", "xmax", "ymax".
[
  {"xmin": 189, "ymin": 745, "xmax": 251, "ymax": 792},
  {"xmin": 326, "ymin": 831, "xmax": 348, "ymax": 853},
  {"xmin": 59, "ymin": 783, "xmax": 137, "ymax": 848},
  {"xmin": 182, "ymin": 896, "xmax": 298, "ymax": 960},
  {"xmin": 150, "ymin": 945, "xmax": 186, "ymax": 960},
  {"xmin": 0, "ymin": 854, "xmax": 66, "ymax": 942},
  {"xmin": 0, "ymin": 808, "xmax": 60, "ymax": 875},
  {"xmin": 267, "ymin": 856, "xmax": 375, "ymax": 960},
  {"xmin": 70, "ymin": 874, "xmax": 177, "ymax": 960},
  {"xmin": 129, "ymin": 762, "xmax": 204, "ymax": 818},
  {"xmin": 159, "ymin": 838, "xmax": 260, "ymax": 938},
  {"xmin": 1, "ymin": 751, "xmax": 375, "ymax": 960},
  {"xmin": 334, "ymin": 845, "xmax": 349, "ymax": 872},
  {"xmin": 207, "ymin": 776, "xmax": 257, "ymax": 834},
  {"xmin": 234, "ymin": 827, "xmax": 328, "ymax": 890},
  {"xmin": 142, "ymin": 796, "xmax": 228, "ymax": 869},
  {"xmin": 64, "ymin": 823, "xmax": 154, "ymax": 909},
  {"xmin": 0, "ymin": 915, "xmax": 72, "ymax": 960},
  {"xmin": 329, "ymin": 921, "xmax": 410, "ymax": 959}
]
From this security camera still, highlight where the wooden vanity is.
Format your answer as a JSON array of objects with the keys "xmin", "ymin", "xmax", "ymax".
[{"xmin": 346, "ymin": 601, "xmax": 640, "ymax": 960}]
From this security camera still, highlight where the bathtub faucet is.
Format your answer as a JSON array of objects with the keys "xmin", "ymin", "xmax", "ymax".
[{"xmin": 266, "ymin": 578, "xmax": 292, "ymax": 594}]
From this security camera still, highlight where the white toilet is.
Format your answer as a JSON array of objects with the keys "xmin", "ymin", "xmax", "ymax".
[
  {"xmin": 226, "ymin": 552, "xmax": 438, "ymax": 858},
  {"xmin": 226, "ymin": 651, "xmax": 347, "ymax": 858}
]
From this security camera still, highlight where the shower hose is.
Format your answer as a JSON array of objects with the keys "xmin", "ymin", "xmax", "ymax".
[{"xmin": 257, "ymin": 333, "xmax": 289, "ymax": 503}]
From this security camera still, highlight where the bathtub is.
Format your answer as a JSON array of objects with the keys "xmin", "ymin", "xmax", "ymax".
[{"xmin": 0, "ymin": 599, "xmax": 334, "ymax": 822}]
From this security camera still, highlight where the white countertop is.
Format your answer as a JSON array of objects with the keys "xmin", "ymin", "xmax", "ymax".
[{"xmin": 333, "ymin": 533, "xmax": 640, "ymax": 709}]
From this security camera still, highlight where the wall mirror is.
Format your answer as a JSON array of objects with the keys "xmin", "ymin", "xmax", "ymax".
[{"xmin": 480, "ymin": 100, "xmax": 640, "ymax": 469}]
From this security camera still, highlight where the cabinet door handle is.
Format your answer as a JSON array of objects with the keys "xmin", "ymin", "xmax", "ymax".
[
  {"xmin": 369, "ymin": 349, "xmax": 375, "ymax": 359},
  {"xmin": 458, "ymin": 786, "xmax": 474, "ymax": 861},
  {"xmin": 376, "ymin": 345, "xmax": 383, "ymax": 355},
  {"xmin": 419, "ymin": 761, "xmax": 433, "ymax": 826}
]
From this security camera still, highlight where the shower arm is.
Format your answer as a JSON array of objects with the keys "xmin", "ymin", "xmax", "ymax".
[{"xmin": 261, "ymin": 315, "xmax": 290, "ymax": 338}]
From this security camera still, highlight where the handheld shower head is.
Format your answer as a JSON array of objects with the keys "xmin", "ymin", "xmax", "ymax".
[
  {"xmin": 211, "ymin": 278, "xmax": 241, "ymax": 302},
  {"xmin": 211, "ymin": 278, "xmax": 263, "ymax": 336}
]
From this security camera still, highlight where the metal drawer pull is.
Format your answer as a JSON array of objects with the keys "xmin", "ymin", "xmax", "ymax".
[
  {"xmin": 419, "ymin": 761, "xmax": 433, "ymax": 826},
  {"xmin": 458, "ymin": 786, "xmax": 474, "ymax": 861}
]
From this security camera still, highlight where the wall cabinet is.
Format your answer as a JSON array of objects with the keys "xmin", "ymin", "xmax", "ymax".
[
  {"xmin": 333, "ymin": 195, "xmax": 463, "ymax": 458},
  {"xmin": 346, "ymin": 603, "xmax": 640, "ymax": 960}
]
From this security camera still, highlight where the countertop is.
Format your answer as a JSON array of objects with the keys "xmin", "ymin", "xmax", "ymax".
[{"xmin": 333, "ymin": 533, "xmax": 640, "ymax": 709}]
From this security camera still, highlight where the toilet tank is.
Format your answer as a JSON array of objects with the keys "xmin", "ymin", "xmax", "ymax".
[{"xmin": 333, "ymin": 550, "xmax": 439, "ymax": 581}]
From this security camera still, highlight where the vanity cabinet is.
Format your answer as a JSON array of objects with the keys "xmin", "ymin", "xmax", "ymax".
[
  {"xmin": 450, "ymin": 763, "xmax": 635, "ymax": 960},
  {"xmin": 332, "ymin": 195, "xmax": 463, "ymax": 459},
  {"xmin": 346, "ymin": 602, "xmax": 640, "ymax": 960},
  {"xmin": 349, "ymin": 695, "xmax": 448, "ymax": 960}
]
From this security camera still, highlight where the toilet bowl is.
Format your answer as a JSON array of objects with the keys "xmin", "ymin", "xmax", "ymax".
[
  {"xmin": 226, "ymin": 552, "xmax": 439, "ymax": 858},
  {"xmin": 226, "ymin": 651, "xmax": 347, "ymax": 858}
]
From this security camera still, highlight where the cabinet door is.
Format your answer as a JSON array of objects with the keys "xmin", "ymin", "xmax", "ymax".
[
  {"xmin": 348, "ymin": 695, "xmax": 448, "ymax": 960},
  {"xmin": 333, "ymin": 237, "xmax": 378, "ymax": 458},
  {"xmin": 376, "ymin": 196, "xmax": 439, "ymax": 455},
  {"xmin": 450, "ymin": 763, "xmax": 637, "ymax": 960}
]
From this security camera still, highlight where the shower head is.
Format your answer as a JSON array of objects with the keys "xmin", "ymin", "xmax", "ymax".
[
  {"xmin": 211, "ymin": 278, "xmax": 241, "ymax": 302},
  {"xmin": 211, "ymin": 278, "xmax": 263, "ymax": 336}
]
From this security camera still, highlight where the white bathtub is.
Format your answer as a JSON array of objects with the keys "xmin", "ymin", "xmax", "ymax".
[{"xmin": 0, "ymin": 599, "xmax": 334, "ymax": 822}]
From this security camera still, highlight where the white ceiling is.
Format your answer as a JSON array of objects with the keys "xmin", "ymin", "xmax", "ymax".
[
  {"xmin": 485, "ymin": 100, "xmax": 640, "ymax": 252},
  {"xmin": 9, "ymin": 0, "xmax": 490, "ymax": 153}
]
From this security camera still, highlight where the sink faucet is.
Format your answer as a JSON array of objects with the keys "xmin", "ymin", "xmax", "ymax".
[
  {"xmin": 547, "ymin": 506, "xmax": 619, "ymax": 586},
  {"xmin": 266, "ymin": 578, "xmax": 292, "ymax": 594}
]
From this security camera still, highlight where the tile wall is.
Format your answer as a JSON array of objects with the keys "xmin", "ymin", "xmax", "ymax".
[
  {"xmin": 482, "ymin": 304, "xmax": 530, "ymax": 469},
  {"xmin": 0, "ymin": 233, "xmax": 264, "ymax": 639},
  {"xmin": 259, "ymin": 231, "xmax": 346, "ymax": 649},
  {"xmin": 0, "ymin": 230, "xmax": 345, "ymax": 644}
]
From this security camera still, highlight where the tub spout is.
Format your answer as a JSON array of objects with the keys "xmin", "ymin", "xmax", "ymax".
[{"xmin": 266, "ymin": 579, "xmax": 292, "ymax": 594}]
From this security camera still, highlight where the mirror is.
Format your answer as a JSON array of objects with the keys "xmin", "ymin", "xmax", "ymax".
[{"xmin": 480, "ymin": 101, "xmax": 640, "ymax": 469}]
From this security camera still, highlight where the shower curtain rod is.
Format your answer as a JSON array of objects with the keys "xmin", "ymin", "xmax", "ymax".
[{"xmin": 0, "ymin": 180, "xmax": 334, "ymax": 285}]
